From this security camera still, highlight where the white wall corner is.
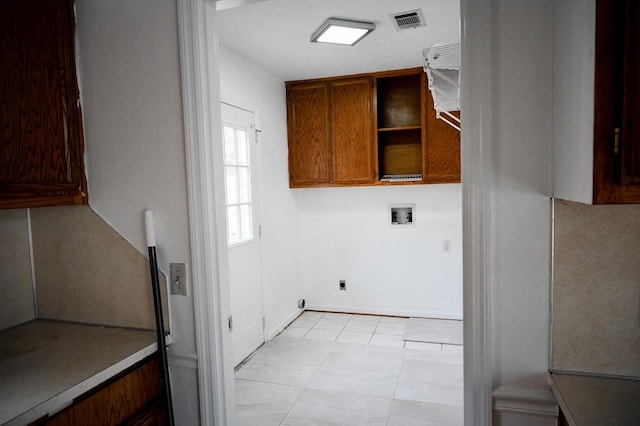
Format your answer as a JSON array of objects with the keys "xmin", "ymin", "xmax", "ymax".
[
  {"xmin": 265, "ymin": 308, "xmax": 303, "ymax": 341},
  {"xmin": 492, "ymin": 386, "xmax": 558, "ymax": 418}
]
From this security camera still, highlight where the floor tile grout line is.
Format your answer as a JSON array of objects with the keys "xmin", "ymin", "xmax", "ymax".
[
  {"xmin": 278, "ymin": 336, "xmax": 339, "ymax": 425},
  {"xmin": 236, "ymin": 311, "xmax": 464, "ymax": 424}
]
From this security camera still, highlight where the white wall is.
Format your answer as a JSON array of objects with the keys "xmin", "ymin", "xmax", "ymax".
[
  {"xmin": 296, "ymin": 185, "xmax": 463, "ymax": 318},
  {"xmin": 75, "ymin": 0, "xmax": 199, "ymax": 424},
  {"xmin": 552, "ymin": 0, "xmax": 595, "ymax": 204},
  {"xmin": 490, "ymin": 0, "xmax": 553, "ymax": 391},
  {"xmin": 218, "ymin": 46, "xmax": 304, "ymax": 337}
]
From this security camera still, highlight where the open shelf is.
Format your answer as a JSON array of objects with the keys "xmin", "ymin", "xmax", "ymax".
[
  {"xmin": 378, "ymin": 128, "xmax": 422, "ymax": 177},
  {"xmin": 377, "ymin": 74, "xmax": 422, "ymax": 129},
  {"xmin": 376, "ymin": 72, "xmax": 424, "ymax": 181}
]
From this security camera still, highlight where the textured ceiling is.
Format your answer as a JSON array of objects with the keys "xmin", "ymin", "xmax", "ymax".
[{"xmin": 216, "ymin": 0, "xmax": 460, "ymax": 81}]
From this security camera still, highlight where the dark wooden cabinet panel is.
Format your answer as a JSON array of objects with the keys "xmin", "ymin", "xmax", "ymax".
[
  {"xmin": 620, "ymin": 0, "xmax": 640, "ymax": 186},
  {"xmin": 593, "ymin": 0, "xmax": 640, "ymax": 203},
  {"xmin": 0, "ymin": 0, "xmax": 87, "ymax": 209},
  {"xmin": 424, "ymin": 90, "xmax": 461, "ymax": 183},
  {"xmin": 331, "ymin": 78, "xmax": 374, "ymax": 184},
  {"xmin": 34, "ymin": 355, "xmax": 167, "ymax": 426},
  {"xmin": 287, "ymin": 83, "xmax": 331, "ymax": 186}
]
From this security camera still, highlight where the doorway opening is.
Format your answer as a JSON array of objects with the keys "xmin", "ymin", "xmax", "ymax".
[
  {"xmin": 215, "ymin": 0, "xmax": 464, "ymax": 424},
  {"xmin": 177, "ymin": 0, "xmax": 494, "ymax": 424}
]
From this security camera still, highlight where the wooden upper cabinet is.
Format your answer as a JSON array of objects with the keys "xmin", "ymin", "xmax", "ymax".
[
  {"xmin": 331, "ymin": 78, "xmax": 374, "ymax": 184},
  {"xmin": 593, "ymin": 0, "xmax": 640, "ymax": 203},
  {"xmin": 286, "ymin": 67, "xmax": 460, "ymax": 188},
  {"xmin": 0, "ymin": 0, "xmax": 88, "ymax": 209},
  {"xmin": 286, "ymin": 82, "xmax": 331, "ymax": 186}
]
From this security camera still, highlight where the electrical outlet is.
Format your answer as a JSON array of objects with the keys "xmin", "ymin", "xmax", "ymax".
[
  {"xmin": 443, "ymin": 240, "xmax": 451, "ymax": 252},
  {"xmin": 170, "ymin": 263, "xmax": 188, "ymax": 296},
  {"xmin": 339, "ymin": 280, "xmax": 346, "ymax": 291}
]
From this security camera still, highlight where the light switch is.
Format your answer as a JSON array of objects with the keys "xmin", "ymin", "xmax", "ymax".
[{"xmin": 170, "ymin": 263, "xmax": 187, "ymax": 296}]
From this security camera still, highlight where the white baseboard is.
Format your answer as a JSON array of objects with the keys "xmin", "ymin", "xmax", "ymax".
[
  {"xmin": 306, "ymin": 303, "xmax": 463, "ymax": 320},
  {"xmin": 492, "ymin": 386, "xmax": 558, "ymax": 418}
]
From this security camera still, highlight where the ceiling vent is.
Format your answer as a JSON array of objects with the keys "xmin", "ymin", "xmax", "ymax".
[{"xmin": 390, "ymin": 9, "xmax": 426, "ymax": 31}]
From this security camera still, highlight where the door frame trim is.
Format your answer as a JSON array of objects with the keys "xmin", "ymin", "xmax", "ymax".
[
  {"xmin": 176, "ymin": 1, "xmax": 235, "ymax": 425},
  {"xmin": 176, "ymin": 0, "xmax": 495, "ymax": 425},
  {"xmin": 460, "ymin": 0, "xmax": 494, "ymax": 424}
]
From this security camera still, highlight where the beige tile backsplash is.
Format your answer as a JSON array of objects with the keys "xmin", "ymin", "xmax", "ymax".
[
  {"xmin": 552, "ymin": 199, "xmax": 640, "ymax": 377},
  {"xmin": 30, "ymin": 205, "xmax": 168, "ymax": 331},
  {"xmin": 0, "ymin": 209, "xmax": 35, "ymax": 330}
]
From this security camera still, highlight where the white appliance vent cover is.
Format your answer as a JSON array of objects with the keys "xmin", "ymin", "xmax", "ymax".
[
  {"xmin": 390, "ymin": 9, "xmax": 426, "ymax": 31},
  {"xmin": 423, "ymin": 43, "xmax": 461, "ymax": 131}
]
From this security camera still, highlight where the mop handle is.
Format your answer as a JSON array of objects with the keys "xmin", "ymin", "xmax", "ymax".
[{"xmin": 145, "ymin": 210, "xmax": 175, "ymax": 426}]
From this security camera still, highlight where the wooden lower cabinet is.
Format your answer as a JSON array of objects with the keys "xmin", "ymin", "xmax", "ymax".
[{"xmin": 31, "ymin": 355, "xmax": 167, "ymax": 426}]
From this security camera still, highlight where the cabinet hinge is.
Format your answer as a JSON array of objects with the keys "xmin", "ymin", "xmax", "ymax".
[
  {"xmin": 228, "ymin": 315, "xmax": 233, "ymax": 331},
  {"xmin": 613, "ymin": 127, "xmax": 621, "ymax": 155},
  {"xmin": 258, "ymin": 225, "xmax": 262, "ymax": 238},
  {"xmin": 262, "ymin": 316, "xmax": 266, "ymax": 330}
]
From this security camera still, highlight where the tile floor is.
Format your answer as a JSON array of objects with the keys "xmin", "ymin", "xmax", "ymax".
[{"xmin": 235, "ymin": 311, "xmax": 463, "ymax": 425}]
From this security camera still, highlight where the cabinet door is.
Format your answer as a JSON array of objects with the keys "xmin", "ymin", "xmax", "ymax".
[
  {"xmin": 287, "ymin": 82, "xmax": 331, "ymax": 187},
  {"xmin": 593, "ymin": 0, "xmax": 640, "ymax": 203},
  {"xmin": 331, "ymin": 78, "xmax": 374, "ymax": 184},
  {"xmin": 620, "ymin": 0, "xmax": 640, "ymax": 186},
  {"xmin": 0, "ymin": 0, "xmax": 87, "ymax": 209},
  {"xmin": 424, "ymin": 87, "xmax": 461, "ymax": 183},
  {"xmin": 37, "ymin": 355, "xmax": 165, "ymax": 425}
]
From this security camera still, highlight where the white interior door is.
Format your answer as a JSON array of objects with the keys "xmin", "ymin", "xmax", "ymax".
[{"xmin": 221, "ymin": 103, "xmax": 264, "ymax": 366}]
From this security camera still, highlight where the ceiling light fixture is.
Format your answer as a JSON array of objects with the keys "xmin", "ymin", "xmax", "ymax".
[{"xmin": 310, "ymin": 18, "xmax": 375, "ymax": 46}]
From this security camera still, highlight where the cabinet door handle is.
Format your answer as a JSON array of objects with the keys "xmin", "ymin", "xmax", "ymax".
[{"xmin": 613, "ymin": 127, "xmax": 621, "ymax": 155}]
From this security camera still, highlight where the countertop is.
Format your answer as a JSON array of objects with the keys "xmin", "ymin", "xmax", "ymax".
[
  {"xmin": 551, "ymin": 372, "xmax": 640, "ymax": 426},
  {"xmin": 0, "ymin": 320, "xmax": 158, "ymax": 425}
]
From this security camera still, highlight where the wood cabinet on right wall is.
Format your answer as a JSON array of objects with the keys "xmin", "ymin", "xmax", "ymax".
[
  {"xmin": 286, "ymin": 67, "xmax": 460, "ymax": 188},
  {"xmin": 553, "ymin": 0, "xmax": 640, "ymax": 204}
]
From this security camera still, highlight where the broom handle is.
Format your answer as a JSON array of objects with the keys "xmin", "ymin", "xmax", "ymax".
[{"xmin": 146, "ymin": 211, "xmax": 175, "ymax": 425}]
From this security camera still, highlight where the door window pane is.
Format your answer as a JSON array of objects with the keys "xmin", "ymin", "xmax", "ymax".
[
  {"xmin": 240, "ymin": 204, "xmax": 253, "ymax": 240},
  {"xmin": 224, "ymin": 126, "xmax": 237, "ymax": 164},
  {"xmin": 225, "ymin": 166, "xmax": 239, "ymax": 204},
  {"xmin": 238, "ymin": 167, "xmax": 251, "ymax": 203},
  {"xmin": 237, "ymin": 130, "xmax": 249, "ymax": 166},
  {"xmin": 222, "ymin": 121, "xmax": 255, "ymax": 246}
]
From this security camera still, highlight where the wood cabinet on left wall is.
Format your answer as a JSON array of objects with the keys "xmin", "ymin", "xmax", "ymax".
[{"xmin": 0, "ymin": 0, "xmax": 88, "ymax": 209}]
